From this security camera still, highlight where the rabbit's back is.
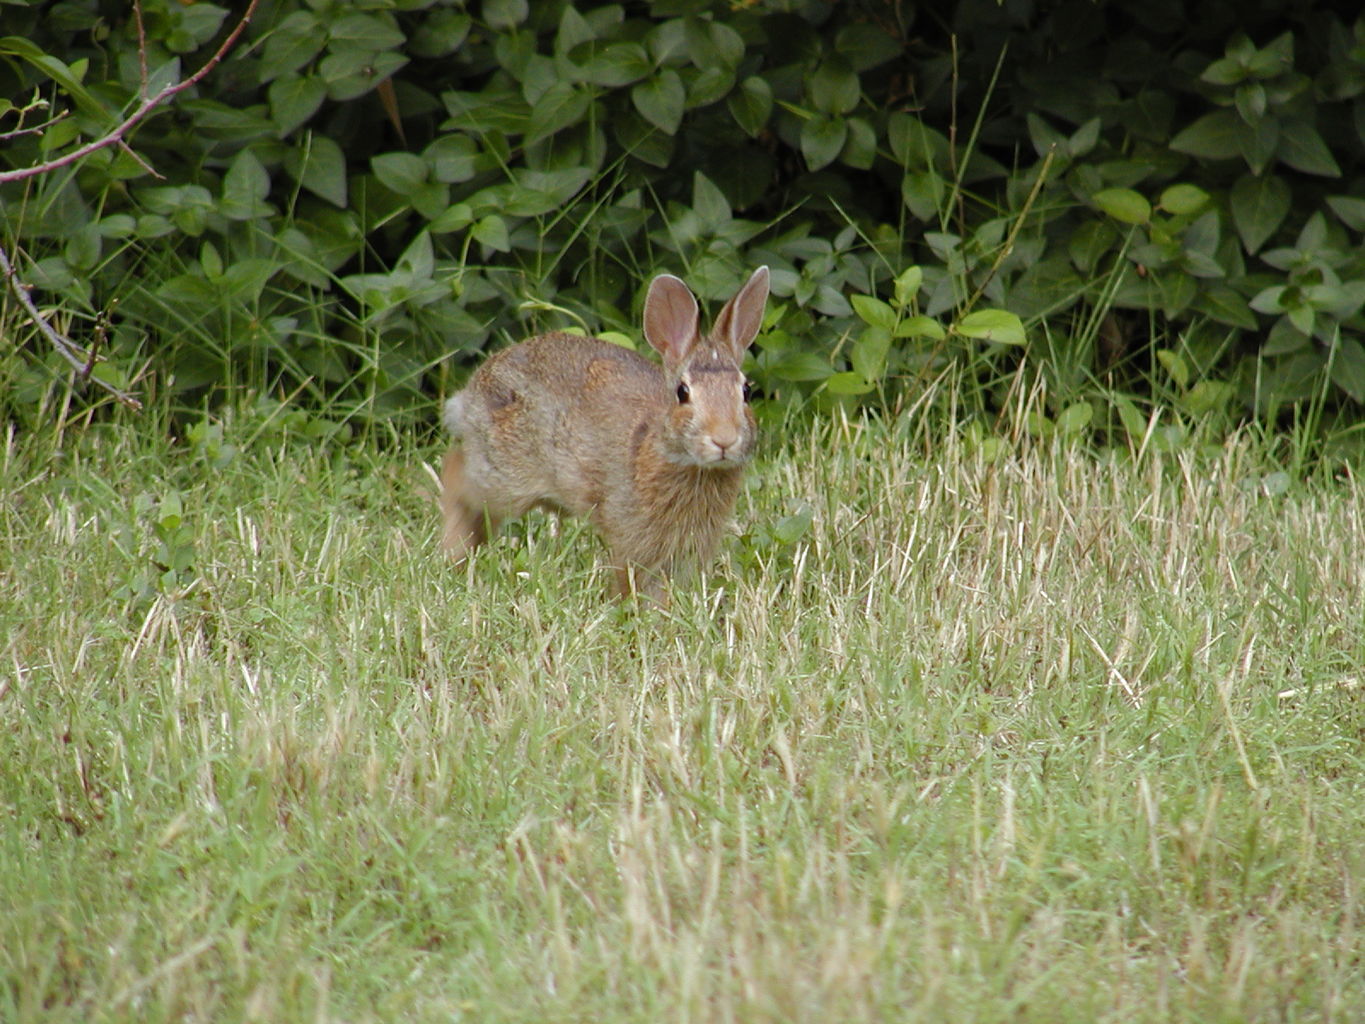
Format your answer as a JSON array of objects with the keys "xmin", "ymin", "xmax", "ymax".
[{"xmin": 449, "ymin": 332, "xmax": 664, "ymax": 519}]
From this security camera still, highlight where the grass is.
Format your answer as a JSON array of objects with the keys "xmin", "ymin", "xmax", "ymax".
[{"xmin": 2, "ymin": 401, "xmax": 1363, "ymax": 1022}]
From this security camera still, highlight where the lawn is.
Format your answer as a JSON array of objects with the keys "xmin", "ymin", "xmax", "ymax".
[{"xmin": 2, "ymin": 407, "xmax": 1362, "ymax": 1022}]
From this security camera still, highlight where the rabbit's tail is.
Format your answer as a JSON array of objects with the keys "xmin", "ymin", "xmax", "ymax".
[{"xmin": 443, "ymin": 393, "xmax": 468, "ymax": 438}]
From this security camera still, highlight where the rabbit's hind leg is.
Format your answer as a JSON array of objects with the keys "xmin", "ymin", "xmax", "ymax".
[{"xmin": 440, "ymin": 447, "xmax": 496, "ymax": 561}]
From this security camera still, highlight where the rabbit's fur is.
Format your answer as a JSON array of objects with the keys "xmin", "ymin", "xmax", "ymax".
[{"xmin": 440, "ymin": 267, "xmax": 770, "ymax": 601}]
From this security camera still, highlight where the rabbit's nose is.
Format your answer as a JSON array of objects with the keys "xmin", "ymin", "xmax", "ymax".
[{"xmin": 711, "ymin": 431, "xmax": 739, "ymax": 456}]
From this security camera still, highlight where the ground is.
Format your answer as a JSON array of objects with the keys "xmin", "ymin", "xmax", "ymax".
[{"xmin": 2, "ymin": 411, "xmax": 1362, "ymax": 1022}]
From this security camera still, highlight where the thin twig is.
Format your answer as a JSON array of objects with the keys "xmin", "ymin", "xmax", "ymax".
[
  {"xmin": 0, "ymin": 242, "xmax": 143, "ymax": 409},
  {"xmin": 0, "ymin": 109, "xmax": 69, "ymax": 143},
  {"xmin": 133, "ymin": 0, "xmax": 150, "ymax": 98},
  {"xmin": 116, "ymin": 138, "xmax": 163, "ymax": 180},
  {"xmin": 0, "ymin": 0, "xmax": 260, "ymax": 185}
]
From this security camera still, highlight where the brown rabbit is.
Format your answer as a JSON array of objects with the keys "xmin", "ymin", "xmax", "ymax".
[{"xmin": 439, "ymin": 267, "xmax": 770, "ymax": 602}]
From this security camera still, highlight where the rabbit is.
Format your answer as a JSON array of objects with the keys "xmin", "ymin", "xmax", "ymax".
[{"xmin": 439, "ymin": 266, "xmax": 770, "ymax": 602}]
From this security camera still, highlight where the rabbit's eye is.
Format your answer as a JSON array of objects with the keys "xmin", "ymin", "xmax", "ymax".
[
  {"xmin": 742, "ymin": 380, "xmax": 753, "ymax": 402},
  {"xmin": 676, "ymin": 382, "xmax": 691, "ymax": 404}
]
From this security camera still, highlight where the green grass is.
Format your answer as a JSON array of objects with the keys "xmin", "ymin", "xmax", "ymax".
[{"xmin": 2, "ymin": 405, "xmax": 1363, "ymax": 1022}]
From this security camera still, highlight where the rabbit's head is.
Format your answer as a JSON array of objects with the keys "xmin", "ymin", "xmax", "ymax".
[{"xmin": 643, "ymin": 266, "xmax": 770, "ymax": 469}]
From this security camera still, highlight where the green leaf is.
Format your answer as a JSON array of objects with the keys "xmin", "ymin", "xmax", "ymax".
[
  {"xmin": 895, "ymin": 315, "xmax": 945, "ymax": 340},
  {"xmin": 582, "ymin": 42, "xmax": 651, "ymax": 88},
  {"xmin": 1295, "ymin": 211, "xmax": 1328, "ymax": 253},
  {"xmin": 1247, "ymin": 31, "xmax": 1294, "ymax": 78},
  {"xmin": 1235, "ymin": 82, "xmax": 1267, "ymax": 124},
  {"xmin": 686, "ymin": 66, "xmax": 736, "ymax": 109},
  {"xmin": 1069, "ymin": 117, "xmax": 1101, "ymax": 157},
  {"xmin": 727, "ymin": 76, "xmax": 772, "ymax": 136},
  {"xmin": 851, "ymin": 326, "xmax": 891, "ymax": 382},
  {"xmin": 1156, "ymin": 348, "xmax": 1190, "ymax": 388},
  {"xmin": 258, "ymin": 12, "xmax": 325, "ymax": 80},
  {"xmin": 1067, "ymin": 220, "xmax": 1118, "ymax": 274},
  {"xmin": 888, "ymin": 114, "xmax": 949, "ymax": 169},
  {"xmin": 98, "ymin": 214, "xmax": 137, "ymax": 238},
  {"xmin": 893, "ymin": 266, "xmax": 923, "ymax": 307},
  {"xmin": 1327, "ymin": 195, "xmax": 1365, "ymax": 233},
  {"xmin": 645, "ymin": 18, "xmax": 687, "ymax": 65},
  {"xmin": 840, "ymin": 117, "xmax": 877, "ymax": 170},
  {"xmin": 157, "ymin": 492, "xmax": 184, "ymax": 533},
  {"xmin": 472, "ymin": 215, "xmax": 510, "ymax": 252},
  {"xmin": 768, "ymin": 350, "xmax": 834, "ymax": 382},
  {"xmin": 1027, "ymin": 113, "xmax": 1066, "ymax": 157},
  {"xmin": 1193, "ymin": 285, "xmax": 1258, "ymax": 329},
  {"xmin": 292, "ymin": 135, "xmax": 347, "ymax": 207},
  {"xmin": 218, "ymin": 259, "xmax": 277, "ymax": 305},
  {"xmin": 773, "ymin": 505, "xmax": 813, "ymax": 545},
  {"xmin": 63, "ymin": 223, "xmax": 100, "ymax": 272},
  {"xmin": 1276, "ymin": 120, "xmax": 1342, "ymax": 177},
  {"xmin": 1331, "ymin": 336, "xmax": 1365, "ymax": 403},
  {"xmin": 483, "ymin": 0, "xmax": 528, "ymax": 30},
  {"xmin": 1230, "ymin": 173, "xmax": 1290, "ymax": 253},
  {"xmin": 809, "ymin": 57, "xmax": 860, "ymax": 115},
  {"xmin": 824, "ymin": 371, "xmax": 876, "ymax": 395},
  {"xmin": 410, "ymin": 10, "xmax": 471, "ymax": 58},
  {"xmin": 1111, "ymin": 395, "xmax": 1148, "ymax": 441},
  {"xmin": 1237, "ymin": 115, "xmax": 1279, "ymax": 175},
  {"xmin": 425, "ymin": 135, "xmax": 480, "ymax": 184},
  {"xmin": 1182, "ymin": 252, "xmax": 1226, "ymax": 279},
  {"xmin": 329, "ymin": 12, "xmax": 405, "ymax": 50},
  {"xmin": 220, "ymin": 149, "xmax": 273, "ymax": 221},
  {"xmin": 268, "ymin": 73, "xmax": 326, "ymax": 137},
  {"xmin": 800, "ymin": 116, "xmax": 847, "ymax": 171},
  {"xmin": 169, "ymin": 5, "xmax": 229, "ymax": 52},
  {"xmin": 429, "ymin": 203, "xmax": 473, "ymax": 233},
  {"xmin": 1181, "ymin": 380, "xmax": 1234, "ymax": 416},
  {"xmin": 197, "ymin": 240, "xmax": 221, "ymax": 281},
  {"xmin": 835, "ymin": 23, "xmax": 902, "ymax": 71},
  {"xmin": 372, "ymin": 152, "xmax": 428, "ymax": 194},
  {"xmin": 1201, "ymin": 56, "xmax": 1248, "ymax": 86},
  {"xmin": 901, "ymin": 170, "xmax": 945, "ymax": 220},
  {"xmin": 526, "ymin": 81, "xmax": 590, "ymax": 145},
  {"xmin": 1158, "ymin": 184, "xmax": 1210, "ymax": 216},
  {"xmin": 555, "ymin": 5, "xmax": 594, "ymax": 53},
  {"xmin": 320, "ymin": 47, "xmax": 407, "ymax": 101},
  {"xmin": 1093, "ymin": 188, "xmax": 1151, "ymax": 225},
  {"xmin": 1170, "ymin": 110, "xmax": 1242, "ymax": 161},
  {"xmin": 1056, "ymin": 401, "xmax": 1094, "ymax": 435},
  {"xmin": 1287, "ymin": 304, "xmax": 1315, "ymax": 337},
  {"xmin": 397, "ymin": 230, "xmax": 435, "ymax": 280},
  {"xmin": 850, "ymin": 294, "xmax": 896, "ymax": 330},
  {"xmin": 1250, "ymin": 285, "xmax": 1289, "ymax": 315},
  {"xmin": 691, "ymin": 172, "xmax": 730, "ymax": 231},
  {"xmin": 956, "ymin": 309, "xmax": 1026, "ymax": 346},
  {"xmin": 632, "ymin": 70, "xmax": 685, "ymax": 134}
]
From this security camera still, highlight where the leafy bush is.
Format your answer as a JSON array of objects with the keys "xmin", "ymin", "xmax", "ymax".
[{"xmin": 2, "ymin": 0, "xmax": 1363, "ymax": 449}]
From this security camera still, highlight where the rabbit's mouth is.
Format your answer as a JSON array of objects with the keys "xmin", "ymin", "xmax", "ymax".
[{"xmin": 697, "ymin": 440, "xmax": 749, "ymax": 466}]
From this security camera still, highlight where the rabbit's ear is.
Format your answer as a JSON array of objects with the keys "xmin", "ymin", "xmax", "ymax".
[
  {"xmin": 711, "ymin": 266, "xmax": 770, "ymax": 356},
  {"xmin": 643, "ymin": 274, "xmax": 700, "ymax": 364}
]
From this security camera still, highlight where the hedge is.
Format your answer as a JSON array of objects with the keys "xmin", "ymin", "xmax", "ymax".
[{"xmin": 2, "ymin": 0, "xmax": 1363, "ymax": 443}]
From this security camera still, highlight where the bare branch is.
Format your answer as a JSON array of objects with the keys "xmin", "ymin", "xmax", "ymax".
[
  {"xmin": 0, "ymin": 0, "xmax": 261, "ymax": 185},
  {"xmin": 0, "ymin": 242, "xmax": 144, "ymax": 410}
]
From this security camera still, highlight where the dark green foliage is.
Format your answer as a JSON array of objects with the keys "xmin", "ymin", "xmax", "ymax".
[{"xmin": 2, "ymin": 0, "xmax": 1364, "ymax": 443}]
